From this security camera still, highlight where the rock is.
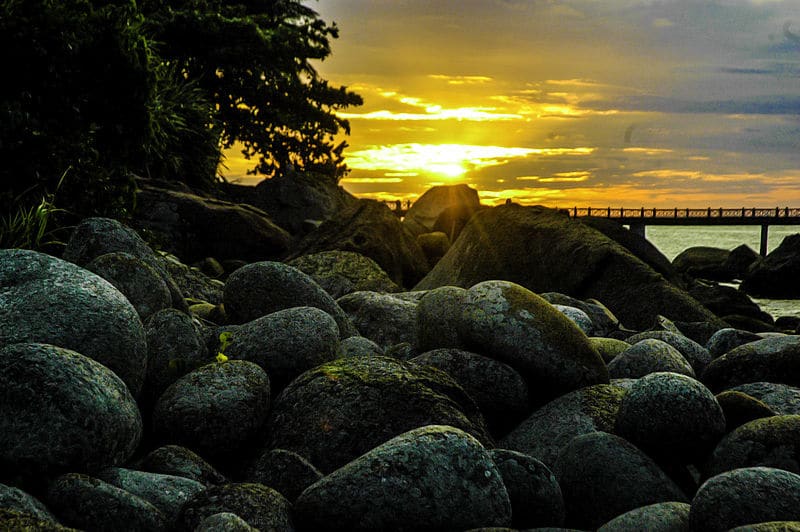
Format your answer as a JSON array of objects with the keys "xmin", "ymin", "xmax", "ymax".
[
  {"xmin": 0, "ymin": 509, "xmax": 74, "ymax": 531},
  {"xmin": 403, "ymin": 184, "xmax": 482, "ymax": 237},
  {"xmin": 705, "ymin": 415, "xmax": 800, "ymax": 477},
  {"xmin": 336, "ymin": 291, "xmax": 418, "ymax": 348},
  {"xmin": 724, "ymin": 314, "xmax": 778, "ymax": 333},
  {"xmin": 689, "ymin": 467, "xmax": 800, "ymax": 532},
  {"xmin": 196, "ymin": 512, "xmax": 258, "ymax": 531},
  {"xmin": 706, "ymin": 328, "xmax": 762, "ymax": 359},
  {"xmin": 417, "ymin": 231, "xmax": 451, "ymax": 265},
  {"xmin": 384, "ymin": 341, "xmax": 419, "ymax": 360},
  {"xmin": 288, "ymin": 250, "xmax": 401, "ymax": 298},
  {"xmin": 724, "ymin": 244, "xmax": 761, "ymax": 279},
  {"xmin": 741, "ymin": 234, "xmax": 800, "ymax": 298},
  {"xmin": 266, "ymin": 355, "xmax": 491, "ymax": 473},
  {"xmin": 416, "ymin": 204, "xmax": 722, "ymax": 330},
  {"xmin": 179, "ymin": 483, "xmax": 293, "ymax": 531},
  {"xmin": 225, "ymin": 170, "xmax": 357, "ymax": 235},
  {"xmin": 45, "ymin": 473, "xmax": 167, "ymax": 532},
  {"xmin": 607, "ymin": 339, "xmax": 695, "ymax": 379},
  {"xmin": 160, "ymin": 253, "xmax": 225, "ymax": 305},
  {"xmin": 0, "ymin": 249, "xmax": 148, "ymax": 396},
  {"xmin": 590, "ymin": 337, "xmax": 631, "ymax": 363},
  {"xmin": 143, "ymin": 309, "xmax": 211, "ymax": 406},
  {"xmin": 336, "ymin": 335, "xmax": 384, "ymax": 358},
  {"xmin": 688, "ymin": 280, "xmax": 773, "ymax": 325},
  {"xmin": 701, "ymin": 336, "xmax": 800, "ymax": 392},
  {"xmin": 614, "ymin": 372, "xmax": 726, "ymax": 463},
  {"xmin": 194, "ymin": 256, "xmax": 225, "ymax": 279},
  {"xmin": 500, "ymin": 384, "xmax": 626, "ymax": 469},
  {"xmin": 294, "ymin": 425, "xmax": 512, "ymax": 531},
  {"xmin": 0, "ymin": 343, "xmax": 142, "ymax": 484},
  {"xmin": 672, "ymin": 246, "xmax": 733, "ymax": 281},
  {"xmin": 598, "ymin": 502, "xmax": 691, "ymax": 532},
  {"xmin": 411, "ymin": 348, "xmax": 530, "ymax": 437},
  {"xmin": 675, "ymin": 319, "xmax": 729, "ymax": 346},
  {"xmin": 416, "ymin": 285, "xmax": 468, "ymax": 351},
  {"xmin": 489, "ymin": 449, "xmax": 565, "ymax": 528},
  {"xmin": 63, "ymin": 216, "xmax": 187, "ymax": 311},
  {"xmin": 458, "ymin": 280, "xmax": 608, "ymax": 405},
  {"xmin": 152, "ymin": 361, "xmax": 270, "ymax": 462},
  {"xmin": 135, "ymin": 445, "xmax": 227, "ymax": 486},
  {"xmin": 244, "ymin": 449, "xmax": 323, "ymax": 502},
  {"xmin": 86, "ymin": 252, "xmax": 172, "ymax": 322},
  {"xmin": 625, "ymin": 330, "xmax": 711, "ymax": 374},
  {"xmin": 541, "ymin": 292, "xmax": 620, "ymax": 336},
  {"xmin": 95, "ymin": 467, "xmax": 205, "ymax": 529},
  {"xmin": 554, "ymin": 431, "xmax": 688, "ymax": 530},
  {"xmin": 728, "ymin": 523, "xmax": 800, "ymax": 532},
  {"xmin": 716, "ymin": 390, "xmax": 777, "ymax": 432},
  {"xmin": 0, "ymin": 482, "xmax": 58, "ymax": 524},
  {"xmin": 223, "ymin": 261, "xmax": 357, "ymax": 337},
  {"xmin": 777, "ymin": 316, "xmax": 800, "ymax": 331},
  {"xmin": 731, "ymin": 382, "xmax": 800, "ymax": 415},
  {"xmin": 133, "ymin": 181, "xmax": 291, "ymax": 263},
  {"xmin": 433, "ymin": 203, "xmax": 485, "ymax": 242},
  {"xmin": 222, "ymin": 306, "xmax": 339, "ymax": 393},
  {"xmin": 287, "ymin": 199, "xmax": 430, "ymax": 288}
]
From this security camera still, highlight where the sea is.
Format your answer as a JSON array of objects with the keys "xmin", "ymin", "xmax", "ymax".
[{"xmin": 643, "ymin": 225, "xmax": 800, "ymax": 320}]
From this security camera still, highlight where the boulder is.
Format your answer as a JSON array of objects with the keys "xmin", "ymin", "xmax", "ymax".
[
  {"xmin": 178, "ymin": 483, "xmax": 293, "ymax": 532},
  {"xmin": 672, "ymin": 246, "xmax": 733, "ymax": 281},
  {"xmin": 133, "ymin": 181, "xmax": 290, "ymax": 263},
  {"xmin": 416, "ymin": 285, "xmax": 468, "ymax": 351},
  {"xmin": 540, "ymin": 292, "xmax": 621, "ymax": 337},
  {"xmin": 701, "ymin": 336, "xmax": 800, "ymax": 392},
  {"xmin": 0, "ymin": 249, "xmax": 148, "ymax": 396},
  {"xmin": 705, "ymin": 328, "xmax": 762, "ymax": 359},
  {"xmin": 196, "ymin": 513, "xmax": 258, "ymax": 531},
  {"xmin": 294, "ymin": 425, "xmax": 512, "ymax": 531},
  {"xmin": 724, "ymin": 244, "xmax": 760, "ymax": 279},
  {"xmin": 152, "ymin": 361, "xmax": 270, "ymax": 462},
  {"xmin": 336, "ymin": 335, "xmax": 384, "ymax": 358},
  {"xmin": 716, "ymin": 390, "xmax": 777, "ymax": 432},
  {"xmin": 287, "ymin": 199, "xmax": 430, "ymax": 288},
  {"xmin": 731, "ymin": 382, "xmax": 800, "ymax": 415},
  {"xmin": 688, "ymin": 280, "xmax": 773, "ymax": 325},
  {"xmin": 160, "ymin": 253, "xmax": 225, "ymax": 305},
  {"xmin": 288, "ymin": 250, "xmax": 401, "ymax": 298},
  {"xmin": 607, "ymin": 339, "xmax": 695, "ymax": 379},
  {"xmin": 705, "ymin": 415, "xmax": 800, "ymax": 477},
  {"xmin": 403, "ymin": 184, "xmax": 482, "ymax": 237},
  {"xmin": 689, "ymin": 467, "xmax": 800, "ymax": 532},
  {"xmin": 489, "ymin": 449, "xmax": 565, "ymax": 528},
  {"xmin": 458, "ymin": 280, "xmax": 608, "ymax": 405},
  {"xmin": 336, "ymin": 291, "xmax": 418, "ymax": 348},
  {"xmin": 625, "ymin": 330, "xmax": 711, "ymax": 374},
  {"xmin": 223, "ymin": 261, "xmax": 357, "ymax": 337},
  {"xmin": 0, "ymin": 343, "xmax": 142, "ymax": 483},
  {"xmin": 265, "ymin": 356, "xmax": 491, "ymax": 473},
  {"xmin": 135, "ymin": 445, "xmax": 226, "ymax": 487},
  {"xmin": 597, "ymin": 502, "xmax": 691, "ymax": 532},
  {"xmin": 416, "ymin": 205, "xmax": 723, "ymax": 330},
  {"xmin": 0, "ymin": 509, "xmax": 72, "ymax": 531},
  {"xmin": 500, "ymin": 384, "xmax": 626, "ymax": 469},
  {"xmin": 411, "ymin": 348, "xmax": 530, "ymax": 437},
  {"xmin": 590, "ymin": 337, "xmax": 631, "ymax": 363},
  {"xmin": 416, "ymin": 231, "xmax": 451, "ymax": 265},
  {"xmin": 554, "ymin": 431, "xmax": 688, "ymax": 530},
  {"xmin": 741, "ymin": 234, "xmax": 800, "ymax": 298},
  {"xmin": 614, "ymin": 372, "xmax": 726, "ymax": 464},
  {"xmin": 244, "ymin": 449, "xmax": 323, "ymax": 502},
  {"xmin": 433, "ymin": 203, "xmax": 485, "ymax": 242},
  {"xmin": 0, "ymin": 483, "xmax": 58, "ymax": 524},
  {"xmin": 728, "ymin": 523, "xmax": 800, "ymax": 532}
]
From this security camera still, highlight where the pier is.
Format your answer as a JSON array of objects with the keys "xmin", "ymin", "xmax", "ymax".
[{"xmin": 570, "ymin": 207, "xmax": 800, "ymax": 256}]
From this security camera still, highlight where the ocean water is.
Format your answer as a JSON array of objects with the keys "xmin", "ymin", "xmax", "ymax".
[{"xmin": 643, "ymin": 225, "xmax": 800, "ymax": 320}]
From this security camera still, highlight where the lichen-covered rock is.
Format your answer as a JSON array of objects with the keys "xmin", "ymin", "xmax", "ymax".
[
  {"xmin": 0, "ymin": 482, "xmax": 58, "ymax": 524},
  {"xmin": 701, "ymin": 336, "xmax": 800, "ymax": 392},
  {"xmin": 222, "ymin": 306, "xmax": 339, "ymax": 393},
  {"xmin": 716, "ymin": 390, "xmax": 777, "ymax": 432},
  {"xmin": 0, "ymin": 249, "xmax": 148, "ymax": 396},
  {"xmin": 728, "ymin": 523, "xmax": 800, "ymax": 532},
  {"xmin": 489, "ymin": 449, "xmax": 564, "ymax": 528},
  {"xmin": 416, "ymin": 285, "xmax": 468, "ymax": 351},
  {"xmin": 336, "ymin": 335, "xmax": 384, "ymax": 358},
  {"xmin": 135, "ymin": 445, "xmax": 226, "ymax": 486},
  {"xmin": 417, "ymin": 231, "xmax": 451, "ymax": 265},
  {"xmin": 160, "ymin": 253, "xmax": 225, "ymax": 305},
  {"xmin": 223, "ymin": 261, "xmax": 357, "ymax": 337},
  {"xmin": 196, "ymin": 512, "xmax": 259, "ymax": 531},
  {"xmin": 0, "ymin": 343, "xmax": 142, "ymax": 483},
  {"xmin": 458, "ymin": 280, "xmax": 608, "ymax": 404},
  {"xmin": 731, "ymin": 382, "xmax": 800, "ymax": 415},
  {"xmin": 608, "ymin": 339, "xmax": 695, "ymax": 379},
  {"xmin": 86, "ymin": 252, "xmax": 172, "ymax": 322},
  {"xmin": 590, "ymin": 337, "xmax": 631, "ymax": 363},
  {"xmin": 411, "ymin": 348, "xmax": 530, "ymax": 438},
  {"xmin": 625, "ymin": 330, "xmax": 711, "ymax": 374},
  {"xmin": 614, "ymin": 372, "xmax": 726, "ymax": 463},
  {"xmin": 705, "ymin": 415, "xmax": 800, "ymax": 477},
  {"xmin": 597, "ymin": 501, "xmax": 691, "ymax": 532},
  {"xmin": 689, "ymin": 467, "xmax": 800, "ymax": 531},
  {"xmin": 553, "ymin": 305, "xmax": 595, "ymax": 335},
  {"xmin": 403, "ymin": 184, "xmax": 482, "ymax": 237},
  {"xmin": 179, "ymin": 483, "xmax": 293, "ymax": 531},
  {"xmin": 288, "ymin": 250, "xmax": 401, "ymax": 298},
  {"xmin": 152, "ymin": 361, "xmax": 270, "ymax": 461},
  {"xmin": 294, "ymin": 425, "xmax": 511, "ymax": 532},
  {"xmin": 554, "ymin": 432, "xmax": 689, "ymax": 530},
  {"xmin": 45, "ymin": 473, "xmax": 167, "ymax": 532},
  {"xmin": 244, "ymin": 449, "xmax": 323, "ymax": 502},
  {"xmin": 541, "ymin": 292, "xmax": 620, "ymax": 336},
  {"xmin": 266, "ymin": 356, "xmax": 491, "ymax": 473},
  {"xmin": 0, "ymin": 509, "xmax": 75, "ymax": 531},
  {"xmin": 500, "ymin": 384, "xmax": 626, "ymax": 469},
  {"xmin": 336, "ymin": 291, "xmax": 418, "ymax": 348}
]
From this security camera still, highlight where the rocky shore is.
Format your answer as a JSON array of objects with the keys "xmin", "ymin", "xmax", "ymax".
[{"xmin": 2, "ymin": 182, "xmax": 800, "ymax": 531}]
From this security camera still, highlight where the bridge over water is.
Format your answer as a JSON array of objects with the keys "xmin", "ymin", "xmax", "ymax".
[{"xmin": 570, "ymin": 207, "xmax": 800, "ymax": 256}]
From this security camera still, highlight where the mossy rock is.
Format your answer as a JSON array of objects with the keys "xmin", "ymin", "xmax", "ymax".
[
  {"xmin": 288, "ymin": 250, "xmax": 401, "ymax": 299},
  {"xmin": 195, "ymin": 512, "xmax": 258, "ymax": 531},
  {"xmin": 716, "ymin": 390, "xmax": 777, "ymax": 432},
  {"xmin": 705, "ymin": 327, "xmax": 762, "ymax": 359},
  {"xmin": 244, "ymin": 449, "xmax": 323, "ymax": 502},
  {"xmin": 0, "ymin": 483, "xmax": 58, "ymax": 524},
  {"xmin": 626, "ymin": 330, "xmax": 711, "ymax": 374},
  {"xmin": 178, "ymin": 483, "xmax": 293, "ymax": 531},
  {"xmin": 731, "ymin": 382, "xmax": 800, "ymax": 415},
  {"xmin": 416, "ymin": 285, "xmax": 468, "ymax": 351},
  {"xmin": 590, "ymin": 337, "xmax": 631, "ymax": 363},
  {"xmin": 135, "ymin": 445, "xmax": 226, "ymax": 486},
  {"xmin": 337, "ymin": 291, "xmax": 419, "ymax": 348},
  {"xmin": 608, "ymin": 339, "xmax": 695, "ymax": 379},
  {"xmin": 728, "ymin": 522, "xmax": 800, "ymax": 532},
  {"xmin": 597, "ymin": 501, "xmax": 691, "ymax": 532},
  {"xmin": 0, "ymin": 509, "xmax": 76, "ymax": 531},
  {"xmin": 701, "ymin": 336, "xmax": 800, "ymax": 393}
]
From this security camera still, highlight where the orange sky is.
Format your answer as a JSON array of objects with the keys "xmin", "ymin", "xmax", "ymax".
[{"xmin": 223, "ymin": 0, "xmax": 800, "ymax": 209}]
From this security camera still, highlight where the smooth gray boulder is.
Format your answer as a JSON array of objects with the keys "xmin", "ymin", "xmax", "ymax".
[
  {"xmin": 705, "ymin": 415, "xmax": 800, "ymax": 477},
  {"xmin": 337, "ymin": 291, "xmax": 418, "ymax": 348},
  {"xmin": 598, "ymin": 501, "xmax": 691, "ymax": 532},
  {"xmin": 416, "ymin": 285, "xmax": 468, "ymax": 351},
  {"xmin": 608, "ymin": 339, "xmax": 695, "ymax": 379},
  {"xmin": 625, "ymin": 330, "xmax": 711, "ymax": 373},
  {"xmin": 731, "ymin": 382, "xmax": 800, "ymax": 415},
  {"xmin": 178, "ymin": 483, "xmax": 293, "ymax": 531},
  {"xmin": 245, "ymin": 448, "xmax": 323, "ymax": 502},
  {"xmin": 288, "ymin": 250, "xmax": 401, "ymax": 298},
  {"xmin": 701, "ymin": 335, "xmax": 800, "ymax": 392},
  {"xmin": 135, "ymin": 445, "xmax": 226, "ymax": 487}
]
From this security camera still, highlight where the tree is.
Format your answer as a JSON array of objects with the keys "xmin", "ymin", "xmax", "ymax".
[{"xmin": 141, "ymin": 0, "xmax": 363, "ymax": 181}]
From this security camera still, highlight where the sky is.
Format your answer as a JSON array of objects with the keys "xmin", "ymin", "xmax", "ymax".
[{"xmin": 223, "ymin": 0, "xmax": 800, "ymax": 208}]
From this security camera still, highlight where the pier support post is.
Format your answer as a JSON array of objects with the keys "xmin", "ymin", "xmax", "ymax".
[
  {"xmin": 760, "ymin": 224, "xmax": 769, "ymax": 256},
  {"xmin": 629, "ymin": 223, "xmax": 646, "ymax": 239}
]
